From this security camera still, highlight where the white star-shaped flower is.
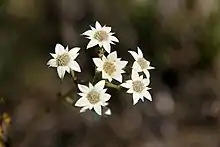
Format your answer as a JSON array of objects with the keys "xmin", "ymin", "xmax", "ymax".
[
  {"xmin": 47, "ymin": 44, "xmax": 81, "ymax": 79},
  {"xmin": 82, "ymin": 21, "xmax": 119, "ymax": 53},
  {"xmin": 121, "ymin": 71, "xmax": 152, "ymax": 105},
  {"xmin": 93, "ymin": 51, "xmax": 128, "ymax": 83},
  {"xmin": 129, "ymin": 47, "xmax": 154, "ymax": 78},
  {"xmin": 75, "ymin": 80, "xmax": 111, "ymax": 115}
]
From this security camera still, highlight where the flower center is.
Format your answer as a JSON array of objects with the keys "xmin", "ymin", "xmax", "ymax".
[
  {"xmin": 103, "ymin": 61, "xmax": 116, "ymax": 76},
  {"xmin": 87, "ymin": 91, "xmax": 100, "ymax": 104},
  {"xmin": 137, "ymin": 58, "xmax": 148, "ymax": 69},
  {"xmin": 56, "ymin": 53, "xmax": 70, "ymax": 66},
  {"xmin": 94, "ymin": 30, "xmax": 108, "ymax": 41},
  {"xmin": 132, "ymin": 80, "xmax": 145, "ymax": 93}
]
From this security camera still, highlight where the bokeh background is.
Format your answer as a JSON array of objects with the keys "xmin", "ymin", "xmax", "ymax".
[{"xmin": 1, "ymin": 0, "xmax": 220, "ymax": 146}]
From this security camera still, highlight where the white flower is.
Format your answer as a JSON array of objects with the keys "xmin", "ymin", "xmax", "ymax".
[
  {"xmin": 129, "ymin": 47, "xmax": 154, "ymax": 78},
  {"xmin": 93, "ymin": 51, "xmax": 128, "ymax": 83},
  {"xmin": 105, "ymin": 108, "xmax": 111, "ymax": 115},
  {"xmin": 121, "ymin": 71, "xmax": 152, "ymax": 105},
  {"xmin": 75, "ymin": 80, "xmax": 111, "ymax": 115},
  {"xmin": 82, "ymin": 21, "xmax": 119, "ymax": 53},
  {"xmin": 47, "ymin": 44, "xmax": 81, "ymax": 79}
]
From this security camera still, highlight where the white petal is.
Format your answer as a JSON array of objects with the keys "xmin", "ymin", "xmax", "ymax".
[
  {"xmin": 57, "ymin": 66, "xmax": 66, "ymax": 79},
  {"xmin": 69, "ymin": 61, "xmax": 81, "ymax": 72},
  {"xmin": 131, "ymin": 71, "xmax": 139, "ymax": 80},
  {"xmin": 105, "ymin": 109, "xmax": 111, "ymax": 115},
  {"xmin": 95, "ymin": 80, "xmax": 105, "ymax": 90},
  {"xmin": 117, "ymin": 60, "xmax": 127, "ymax": 69},
  {"xmin": 127, "ymin": 88, "xmax": 133, "ymax": 93},
  {"xmin": 137, "ymin": 47, "xmax": 143, "ymax": 58},
  {"xmin": 102, "ymin": 71, "xmax": 109, "ymax": 79},
  {"xmin": 143, "ymin": 91, "xmax": 152, "ymax": 101},
  {"xmin": 95, "ymin": 21, "xmax": 102, "ymax": 29},
  {"xmin": 50, "ymin": 53, "xmax": 57, "ymax": 58},
  {"xmin": 133, "ymin": 62, "xmax": 142, "ymax": 72},
  {"xmin": 143, "ymin": 78, "xmax": 150, "ymax": 86},
  {"xmin": 82, "ymin": 30, "xmax": 93, "ymax": 36},
  {"xmin": 102, "ymin": 42, "xmax": 111, "ymax": 53},
  {"xmin": 93, "ymin": 58, "xmax": 103, "ymax": 69},
  {"xmin": 65, "ymin": 66, "xmax": 70, "ymax": 73},
  {"xmin": 94, "ymin": 104, "xmax": 102, "ymax": 115},
  {"xmin": 47, "ymin": 59, "xmax": 57, "ymax": 67},
  {"xmin": 148, "ymin": 66, "xmax": 155, "ymax": 70},
  {"xmin": 107, "ymin": 51, "xmax": 117, "ymax": 60},
  {"xmin": 87, "ymin": 40, "xmax": 98, "ymax": 49},
  {"xmin": 78, "ymin": 84, "xmax": 89, "ymax": 93},
  {"xmin": 128, "ymin": 51, "xmax": 139, "ymax": 60},
  {"xmin": 143, "ymin": 69, "xmax": 150, "ymax": 78},
  {"xmin": 78, "ymin": 93, "xmax": 86, "ymax": 97},
  {"xmin": 102, "ymin": 93, "xmax": 111, "ymax": 102},
  {"xmin": 89, "ymin": 83, "xmax": 94, "ymax": 89},
  {"xmin": 55, "ymin": 44, "xmax": 65, "ymax": 55},
  {"xmin": 113, "ymin": 74, "xmax": 122, "ymax": 83},
  {"xmin": 104, "ymin": 26, "xmax": 111, "ymax": 33},
  {"xmin": 110, "ymin": 36, "xmax": 119, "ymax": 42},
  {"xmin": 69, "ymin": 47, "xmax": 80, "ymax": 59},
  {"xmin": 75, "ymin": 98, "xmax": 89, "ymax": 107},
  {"xmin": 121, "ymin": 80, "xmax": 132, "ymax": 88},
  {"xmin": 133, "ymin": 93, "xmax": 140, "ymax": 105},
  {"xmin": 80, "ymin": 106, "xmax": 89, "ymax": 113}
]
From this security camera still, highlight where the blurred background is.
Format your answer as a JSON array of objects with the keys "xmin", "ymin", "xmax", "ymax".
[{"xmin": 1, "ymin": 0, "xmax": 220, "ymax": 146}]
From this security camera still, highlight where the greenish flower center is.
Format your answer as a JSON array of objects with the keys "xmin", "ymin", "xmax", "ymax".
[
  {"xmin": 137, "ymin": 58, "xmax": 148, "ymax": 69},
  {"xmin": 87, "ymin": 91, "xmax": 100, "ymax": 104},
  {"xmin": 56, "ymin": 53, "xmax": 70, "ymax": 66},
  {"xmin": 94, "ymin": 30, "xmax": 108, "ymax": 41},
  {"xmin": 103, "ymin": 61, "xmax": 116, "ymax": 76},
  {"xmin": 132, "ymin": 80, "xmax": 145, "ymax": 93}
]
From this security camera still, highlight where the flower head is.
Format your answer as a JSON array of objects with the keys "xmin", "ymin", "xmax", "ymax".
[
  {"xmin": 129, "ymin": 47, "xmax": 154, "ymax": 78},
  {"xmin": 82, "ymin": 21, "xmax": 119, "ymax": 53},
  {"xmin": 75, "ymin": 80, "xmax": 111, "ymax": 115},
  {"xmin": 121, "ymin": 71, "xmax": 152, "ymax": 105},
  {"xmin": 93, "ymin": 51, "xmax": 127, "ymax": 83},
  {"xmin": 47, "ymin": 44, "xmax": 81, "ymax": 79}
]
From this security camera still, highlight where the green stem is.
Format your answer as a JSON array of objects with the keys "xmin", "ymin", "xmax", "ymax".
[{"xmin": 105, "ymin": 81, "xmax": 121, "ymax": 90}]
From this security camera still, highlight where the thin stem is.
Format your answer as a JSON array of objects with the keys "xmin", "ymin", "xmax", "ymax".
[{"xmin": 105, "ymin": 81, "xmax": 121, "ymax": 90}]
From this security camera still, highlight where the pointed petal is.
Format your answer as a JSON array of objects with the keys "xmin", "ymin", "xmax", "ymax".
[
  {"xmin": 78, "ymin": 84, "xmax": 89, "ymax": 93},
  {"xmin": 69, "ymin": 47, "xmax": 80, "ymax": 59},
  {"xmin": 121, "ymin": 80, "xmax": 132, "ymax": 88},
  {"xmin": 82, "ymin": 30, "xmax": 93, "ymax": 36},
  {"xmin": 80, "ymin": 106, "xmax": 89, "ymax": 113},
  {"xmin": 148, "ymin": 66, "xmax": 155, "ymax": 70},
  {"xmin": 127, "ymin": 88, "xmax": 133, "ymax": 93},
  {"xmin": 89, "ymin": 83, "xmax": 94, "ymax": 89},
  {"xmin": 114, "ymin": 74, "xmax": 122, "ymax": 83},
  {"xmin": 87, "ymin": 40, "xmax": 98, "ymax": 49},
  {"xmin": 102, "ymin": 71, "xmax": 109, "ymax": 80},
  {"xmin": 133, "ymin": 93, "xmax": 140, "ymax": 105},
  {"xmin": 47, "ymin": 59, "xmax": 57, "ymax": 67},
  {"xmin": 137, "ymin": 47, "xmax": 143, "ymax": 57},
  {"xmin": 107, "ymin": 51, "xmax": 117, "ymax": 60},
  {"xmin": 128, "ymin": 51, "xmax": 139, "ymax": 60},
  {"xmin": 50, "ymin": 53, "xmax": 57, "ymax": 58},
  {"xmin": 131, "ymin": 70, "xmax": 139, "ymax": 80},
  {"xmin": 95, "ymin": 80, "xmax": 105, "ymax": 90},
  {"xmin": 102, "ymin": 93, "xmax": 111, "ymax": 102},
  {"xmin": 94, "ymin": 104, "xmax": 102, "ymax": 115},
  {"xmin": 75, "ymin": 98, "xmax": 89, "ymax": 107},
  {"xmin": 95, "ymin": 21, "xmax": 102, "ymax": 29},
  {"xmin": 93, "ymin": 58, "xmax": 103, "ymax": 68},
  {"xmin": 117, "ymin": 60, "xmax": 127, "ymax": 69},
  {"xmin": 103, "ymin": 42, "xmax": 111, "ymax": 53},
  {"xmin": 69, "ymin": 61, "xmax": 81, "ymax": 72},
  {"xmin": 110, "ymin": 36, "xmax": 119, "ymax": 42},
  {"xmin": 143, "ymin": 91, "xmax": 152, "ymax": 101},
  {"xmin": 105, "ymin": 108, "xmax": 111, "ymax": 115},
  {"xmin": 57, "ymin": 66, "xmax": 66, "ymax": 79},
  {"xmin": 55, "ymin": 44, "xmax": 65, "ymax": 55}
]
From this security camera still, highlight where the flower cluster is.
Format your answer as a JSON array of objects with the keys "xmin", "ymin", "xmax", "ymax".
[{"xmin": 47, "ymin": 21, "xmax": 154, "ymax": 116}]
